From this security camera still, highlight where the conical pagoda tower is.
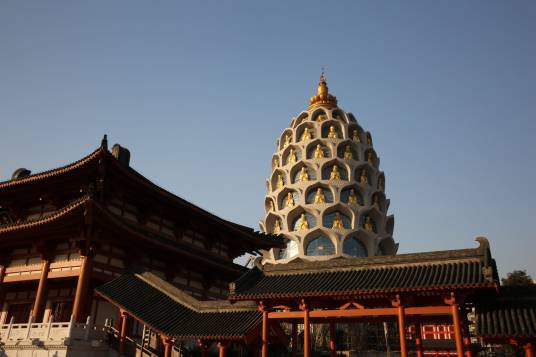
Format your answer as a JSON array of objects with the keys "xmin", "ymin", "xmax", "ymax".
[{"xmin": 260, "ymin": 74, "xmax": 397, "ymax": 263}]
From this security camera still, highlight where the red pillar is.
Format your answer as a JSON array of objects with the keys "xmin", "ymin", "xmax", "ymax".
[
  {"xmin": 72, "ymin": 252, "xmax": 93, "ymax": 322},
  {"xmin": 32, "ymin": 258, "xmax": 50, "ymax": 321},
  {"xmin": 0, "ymin": 264, "xmax": 6, "ymax": 313},
  {"xmin": 118, "ymin": 311, "xmax": 128, "ymax": 356},
  {"xmin": 291, "ymin": 322, "xmax": 298, "ymax": 357},
  {"xmin": 397, "ymin": 306, "xmax": 408, "ymax": 357},
  {"xmin": 524, "ymin": 343, "xmax": 534, "ymax": 357},
  {"xmin": 451, "ymin": 304, "xmax": 465, "ymax": 357},
  {"xmin": 304, "ymin": 307, "xmax": 311, "ymax": 357},
  {"xmin": 218, "ymin": 342, "xmax": 227, "ymax": 357},
  {"xmin": 329, "ymin": 321, "xmax": 337, "ymax": 357},
  {"xmin": 162, "ymin": 336, "xmax": 174, "ymax": 357},
  {"xmin": 414, "ymin": 323, "xmax": 424, "ymax": 357},
  {"xmin": 261, "ymin": 309, "xmax": 268, "ymax": 357}
]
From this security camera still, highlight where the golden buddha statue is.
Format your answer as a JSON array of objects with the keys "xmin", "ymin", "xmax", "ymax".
[
  {"xmin": 301, "ymin": 127, "xmax": 312, "ymax": 141},
  {"xmin": 317, "ymin": 114, "xmax": 327, "ymax": 122},
  {"xmin": 273, "ymin": 219, "xmax": 281, "ymax": 234},
  {"xmin": 297, "ymin": 213, "xmax": 309, "ymax": 231},
  {"xmin": 359, "ymin": 169, "xmax": 368, "ymax": 185},
  {"xmin": 352, "ymin": 129, "xmax": 361, "ymax": 143},
  {"xmin": 327, "ymin": 125, "xmax": 338, "ymax": 139},
  {"xmin": 272, "ymin": 157, "xmax": 279, "ymax": 170},
  {"xmin": 314, "ymin": 188, "xmax": 326, "ymax": 204},
  {"xmin": 364, "ymin": 216, "xmax": 374, "ymax": 232},
  {"xmin": 284, "ymin": 134, "xmax": 291, "ymax": 148},
  {"xmin": 332, "ymin": 212, "xmax": 344, "ymax": 229},
  {"xmin": 287, "ymin": 148, "xmax": 297, "ymax": 165},
  {"xmin": 329, "ymin": 165, "xmax": 341, "ymax": 180},
  {"xmin": 285, "ymin": 192, "xmax": 295, "ymax": 208},
  {"xmin": 367, "ymin": 152, "xmax": 374, "ymax": 165},
  {"xmin": 344, "ymin": 145, "xmax": 353, "ymax": 160},
  {"xmin": 348, "ymin": 189, "xmax": 358, "ymax": 205},
  {"xmin": 313, "ymin": 144, "xmax": 324, "ymax": 159},
  {"xmin": 298, "ymin": 167, "xmax": 309, "ymax": 182},
  {"xmin": 276, "ymin": 174, "xmax": 284, "ymax": 189}
]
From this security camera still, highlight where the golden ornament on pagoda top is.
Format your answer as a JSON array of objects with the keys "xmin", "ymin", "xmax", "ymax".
[{"xmin": 309, "ymin": 72, "xmax": 338, "ymax": 109}]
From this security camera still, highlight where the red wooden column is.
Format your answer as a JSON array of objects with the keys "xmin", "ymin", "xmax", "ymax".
[
  {"xmin": 162, "ymin": 336, "xmax": 174, "ymax": 357},
  {"xmin": 414, "ymin": 323, "xmax": 424, "ymax": 357},
  {"xmin": 0, "ymin": 262, "xmax": 6, "ymax": 308},
  {"xmin": 118, "ymin": 310, "xmax": 128, "ymax": 356},
  {"xmin": 462, "ymin": 310, "xmax": 473, "ymax": 357},
  {"xmin": 261, "ymin": 305, "xmax": 269, "ymax": 357},
  {"xmin": 32, "ymin": 257, "xmax": 51, "ymax": 322},
  {"xmin": 397, "ymin": 306, "xmax": 408, "ymax": 357},
  {"xmin": 72, "ymin": 245, "xmax": 93, "ymax": 322},
  {"xmin": 218, "ymin": 342, "xmax": 227, "ymax": 357},
  {"xmin": 303, "ymin": 304, "xmax": 311, "ymax": 357},
  {"xmin": 329, "ymin": 321, "xmax": 337, "ymax": 357},
  {"xmin": 450, "ymin": 303, "xmax": 465, "ymax": 357},
  {"xmin": 291, "ymin": 322, "xmax": 298, "ymax": 357},
  {"xmin": 524, "ymin": 343, "xmax": 534, "ymax": 357}
]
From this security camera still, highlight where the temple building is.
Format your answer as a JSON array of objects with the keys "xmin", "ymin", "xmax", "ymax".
[{"xmin": 1, "ymin": 75, "xmax": 535, "ymax": 357}]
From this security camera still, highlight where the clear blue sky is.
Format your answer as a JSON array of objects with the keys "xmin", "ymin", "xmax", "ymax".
[{"xmin": 1, "ymin": 1, "xmax": 535, "ymax": 278}]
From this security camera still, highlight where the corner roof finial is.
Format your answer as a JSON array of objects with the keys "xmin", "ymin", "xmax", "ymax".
[
  {"xmin": 309, "ymin": 69, "xmax": 337, "ymax": 109},
  {"xmin": 101, "ymin": 134, "xmax": 108, "ymax": 151}
]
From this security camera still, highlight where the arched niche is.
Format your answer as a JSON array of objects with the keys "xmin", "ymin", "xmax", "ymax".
[
  {"xmin": 293, "ymin": 112, "xmax": 309, "ymax": 128},
  {"xmin": 277, "ymin": 188, "xmax": 299, "ymax": 210},
  {"xmin": 364, "ymin": 148, "xmax": 379, "ymax": 169},
  {"xmin": 340, "ymin": 185, "xmax": 364, "ymax": 206},
  {"xmin": 331, "ymin": 109, "xmax": 344, "ymax": 122},
  {"xmin": 377, "ymin": 173, "xmax": 385, "ymax": 192},
  {"xmin": 281, "ymin": 145, "xmax": 301, "ymax": 166},
  {"xmin": 296, "ymin": 122, "xmax": 316, "ymax": 143},
  {"xmin": 385, "ymin": 215, "xmax": 394, "ymax": 235},
  {"xmin": 366, "ymin": 132, "xmax": 373, "ymax": 147},
  {"xmin": 270, "ymin": 169, "xmax": 286, "ymax": 192},
  {"xmin": 271, "ymin": 154, "xmax": 280, "ymax": 171},
  {"xmin": 304, "ymin": 231, "xmax": 336, "ymax": 257},
  {"xmin": 321, "ymin": 120, "xmax": 343, "ymax": 139},
  {"xmin": 371, "ymin": 191, "xmax": 386, "ymax": 213},
  {"xmin": 287, "ymin": 206, "xmax": 316, "ymax": 232},
  {"xmin": 347, "ymin": 123, "xmax": 364, "ymax": 144},
  {"xmin": 306, "ymin": 139, "xmax": 331, "ymax": 160},
  {"xmin": 346, "ymin": 112, "xmax": 358, "ymax": 123},
  {"xmin": 265, "ymin": 213, "xmax": 283, "ymax": 234},
  {"xmin": 322, "ymin": 205, "xmax": 353, "ymax": 229},
  {"xmin": 279, "ymin": 129, "xmax": 294, "ymax": 151},
  {"xmin": 290, "ymin": 162, "xmax": 317, "ymax": 184},
  {"xmin": 336, "ymin": 141, "xmax": 359, "ymax": 161},
  {"xmin": 311, "ymin": 108, "xmax": 328, "ymax": 122},
  {"xmin": 321, "ymin": 160, "xmax": 349, "ymax": 181},
  {"xmin": 376, "ymin": 236, "xmax": 396, "ymax": 256},
  {"xmin": 278, "ymin": 238, "xmax": 300, "ymax": 260},
  {"xmin": 305, "ymin": 184, "xmax": 334, "ymax": 204},
  {"xmin": 264, "ymin": 197, "xmax": 276, "ymax": 213},
  {"xmin": 358, "ymin": 211, "xmax": 381, "ymax": 233},
  {"xmin": 354, "ymin": 165, "xmax": 373, "ymax": 187},
  {"xmin": 342, "ymin": 235, "xmax": 368, "ymax": 257}
]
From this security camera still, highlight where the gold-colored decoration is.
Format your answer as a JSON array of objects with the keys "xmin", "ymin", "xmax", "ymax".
[
  {"xmin": 272, "ymin": 157, "xmax": 279, "ymax": 170},
  {"xmin": 299, "ymin": 167, "xmax": 309, "ymax": 182},
  {"xmin": 330, "ymin": 165, "xmax": 341, "ymax": 180},
  {"xmin": 327, "ymin": 125, "xmax": 338, "ymax": 139},
  {"xmin": 316, "ymin": 114, "xmax": 327, "ymax": 122},
  {"xmin": 348, "ymin": 189, "xmax": 358, "ymax": 205},
  {"xmin": 367, "ymin": 152, "xmax": 375, "ymax": 166},
  {"xmin": 359, "ymin": 169, "xmax": 368, "ymax": 185},
  {"xmin": 287, "ymin": 148, "xmax": 297, "ymax": 165},
  {"xmin": 284, "ymin": 134, "xmax": 291, "ymax": 148},
  {"xmin": 332, "ymin": 212, "xmax": 344, "ymax": 229},
  {"xmin": 276, "ymin": 174, "xmax": 284, "ymax": 189},
  {"xmin": 309, "ymin": 72, "xmax": 338, "ymax": 109},
  {"xmin": 298, "ymin": 213, "xmax": 309, "ymax": 231},
  {"xmin": 301, "ymin": 127, "xmax": 312, "ymax": 141},
  {"xmin": 313, "ymin": 144, "xmax": 325, "ymax": 159},
  {"xmin": 273, "ymin": 219, "xmax": 281, "ymax": 234},
  {"xmin": 344, "ymin": 145, "xmax": 353, "ymax": 160},
  {"xmin": 364, "ymin": 216, "xmax": 374, "ymax": 232},
  {"xmin": 314, "ymin": 188, "xmax": 326, "ymax": 204},
  {"xmin": 285, "ymin": 192, "xmax": 295, "ymax": 208},
  {"xmin": 352, "ymin": 129, "xmax": 361, "ymax": 143}
]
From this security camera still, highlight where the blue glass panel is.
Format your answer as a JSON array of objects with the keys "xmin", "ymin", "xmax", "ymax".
[
  {"xmin": 343, "ymin": 238, "xmax": 367, "ymax": 257},
  {"xmin": 306, "ymin": 236, "xmax": 335, "ymax": 256}
]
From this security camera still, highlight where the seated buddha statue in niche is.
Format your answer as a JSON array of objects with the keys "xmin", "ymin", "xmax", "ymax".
[
  {"xmin": 364, "ymin": 216, "xmax": 374, "ymax": 232},
  {"xmin": 352, "ymin": 129, "xmax": 361, "ymax": 143},
  {"xmin": 332, "ymin": 212, "xmax": 344, "ymax": 229},
  {"xmin": 287, "ymin": 148, "xmax": 297, "ymax": 165},
  {"xmin": 301, "ymin": 127, "xmax": 312, "ymax": 141},
  {"xmin": 285, "ymin": 192, "xmax": 295, "ymax": 208},
  {"xmin": 273, "ymin": 219, "xmax": 281, "ymax": 234},
  {"xmin": 317, "ymin": 113, "xmax": 327, "ymax": 122},
  {"xmin": 272, "ymin": 156, "xmax": 279, "ymax": 170},
  {"xmin": 284, "ymin": 134, "xmax": 291, "ymax": 148},
  {"xmin": 299, "ymin": 167, "xmax": 309, "ymax": 182},
  {"xmin": 344, "ymin": 145, "xmax": 353, "ymax": 160},
  {"xmin": 367, "ymin": 152, "xmax": 375, "ymax": 166},
  {"xmin": 327, "ymin": 125, "xmax": 338, "ymax": 139},
  {"xmin": 359, "ymin": 169, "xmax": 368, "ymax": 185},
  {"xmin": 297, "ymin": 213, "xmax": 309, "ymax": 231},
  {"xmin": 378, "ymin": 176, "xmax": 385, "ymax": 191},
  {"xmin": 313, "ymin": 144, "xmax": 325, "ymax": 159},
  {"xmin": 330, "ymin": 165, "xmax": 341, "ymax": 180},
  {"xmin": 348, "ymin": 189, "xmax": 359, "ymax": 205},
  {"xmin": 314, "ymin": 188, "xmax": 326, "ymax": 204},
  {"xmin": 276, "ymin": 174, "xmax": 284, "ymax": 189}
]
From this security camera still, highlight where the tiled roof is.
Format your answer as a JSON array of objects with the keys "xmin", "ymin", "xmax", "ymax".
[
  {"xmin": 229, "ymin": 240, "xmax": 498, "ymax": 300},
  {"xmin": 475, "ymin": 285, "xmax": 536, "ymax": 339},
  {"xmin": 96, "ymin": 273, "xmax": 261, "ymax": 341}
]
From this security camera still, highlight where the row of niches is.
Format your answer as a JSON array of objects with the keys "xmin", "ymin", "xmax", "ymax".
[
  {"xmin": 278, "ymin": 233, "xmax": 391, "ymax": 260},
  {"xmin": 291, "ymin": 108, "xmax": 358, "ymax": 129},
  {"xmin": 266, "ymin": 209, "xmax": 387, "ymax": 235},
  {"xmin": 278, "ymin": 120, "xmax": 373, "ymax": 151},
  {"xmin": 265, "ymin": 186, "xmax": 387, "ymax": 212},
  {"xmin": 269, "ymin": 163, "xmax": 385, "ymax": 192},
  {"xmin": 273, "ymin": 142, "xmax": 379, "ymax": 169}
]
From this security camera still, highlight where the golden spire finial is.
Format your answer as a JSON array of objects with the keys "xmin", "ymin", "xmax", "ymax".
[{"xmin": 309, "ymin": 70, "xmax": 337, "ymax": 109}]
